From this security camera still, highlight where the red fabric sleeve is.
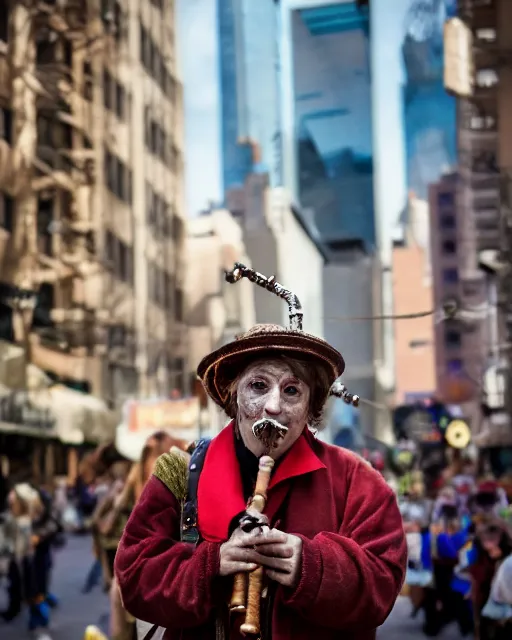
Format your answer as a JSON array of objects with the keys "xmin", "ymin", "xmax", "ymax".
[
  {"xmin": 114, "ymin": 475, "xmax": 222, "ymax": 629},
  {"xmin": 281, "ymin": 461, "xmax": 407, "ymax": 631}
]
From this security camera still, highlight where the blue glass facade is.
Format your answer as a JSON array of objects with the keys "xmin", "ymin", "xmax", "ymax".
[
  {"xmin": 217, "ymin": 0, "xmax": 281, "ymax": 196},
  {"xmin": 401, "ymin": 0, "xmax": 457, "ymax": 201},
  {"xmin": 290, "ymin": 2, "xmax": 375, "ymax": 250}
]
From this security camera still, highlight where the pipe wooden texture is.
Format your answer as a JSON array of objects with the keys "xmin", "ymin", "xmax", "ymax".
[{"xmin": 229, "ymin": 455, "xmax": 275, "ymax": 634}]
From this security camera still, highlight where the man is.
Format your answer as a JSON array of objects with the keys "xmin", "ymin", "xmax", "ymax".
[{"xmin": 115, "ymin": 264, "xmax": 407, "ymax": 640}]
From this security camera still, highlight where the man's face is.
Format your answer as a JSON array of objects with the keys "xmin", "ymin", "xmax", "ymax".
[{"xmin": 236, "ymin": 359, "xmax": 310, "ymax": 459}]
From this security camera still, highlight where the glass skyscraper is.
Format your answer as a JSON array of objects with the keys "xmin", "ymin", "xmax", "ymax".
[
  {"xmin": 290, "ymin": 2, "xmax": 375, "ymax": 250},
  {"xmin": 401, "ymin": 0, "xmax": 457, "ymax": 202},
  {"xmin": 217, "ymin": 0, "xmax": 282, "ymax": 197}
]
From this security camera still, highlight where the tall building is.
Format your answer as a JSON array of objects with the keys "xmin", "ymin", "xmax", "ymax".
[
  {"xmin": 392, "ymin": 193, "xmax": 436, "ymax": 405},
  {"xmin": 287, "ymin": 1, "xmax": 375, "ymax": 250},
  {"xmin": 443, "ymin": 1, "xmax": 512, "ymax": 459},
  {"xmin": 401, "ymin": 0, "xmax": 457, "ymax": 202},
  {"xmin": 217, "ymin": 0, "xmax": 281, "ymax": 196},
  {"xmin": 226, "ymin": 173, "xmax": 326, "ymax": 339},
  {"xmin": 0, "ymin": 0, "xmax": 187, "ymax": 407},
  {"xmin": 429, "ymin": 172, "xmax": 485, "ymax": 426}
]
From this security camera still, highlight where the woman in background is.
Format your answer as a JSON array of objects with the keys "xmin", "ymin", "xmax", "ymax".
[{"xmin": 109, "ymin": 432, "xmax": 188, "ymax": 640}]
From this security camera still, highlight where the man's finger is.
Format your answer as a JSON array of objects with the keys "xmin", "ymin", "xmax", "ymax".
[
  {"xmin": 253, "ymin": 543, "xmax": 293, "ymax": 558},
  {"xmin": 265, "ymin": 568, "xmax": 290, "ymax": 585},
  {"xmin": 228, "ymin": 548, "xmax": 270, "ymax": 566},
  {"xmin": 228, "ymin": 561, "xmax": 259, "ymax": 575},
  {"xmin": 257, "ymin": 555, "xmax": 290, "ymax": 572},
  {"xmin": 244, "ymin": 529, "xmax": 287, "ymax": 546}
]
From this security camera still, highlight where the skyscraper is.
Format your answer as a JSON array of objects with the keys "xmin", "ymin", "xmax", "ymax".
[
  {"xmin": 288, "ymin": 1, "xmax": 375, "ymax": 250},
  {"xmin": 217, "ymin": 0, "xmax": 282, "ymax": 197},
  {"xmin": 401, "ymin": 0, "xmax": 457, "ymax": 201}
]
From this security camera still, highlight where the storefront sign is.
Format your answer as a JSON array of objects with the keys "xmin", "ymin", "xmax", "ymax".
[{"xmin": 127, "ymin": 397, "xmax": 199, "ymax": 433}]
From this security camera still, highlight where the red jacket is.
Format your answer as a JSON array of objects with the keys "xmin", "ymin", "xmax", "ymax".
[{"xmin": 115, "ymin": 424, "xmax": 406, "ymax": 640}]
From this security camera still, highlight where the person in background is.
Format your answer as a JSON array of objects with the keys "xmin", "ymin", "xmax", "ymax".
[
  {"xmin": 108, "ymin": 432, "xmax": 188, "ymax": 640},
  {"xmin": 470, "ymin": 520, "xmax": 512, "ymax": 640},
  {"xmin": 481, "ymin": 553, "xmax": 512, "ymax": 639},
  {"xmin": 0, "ymin": 471, "xmax": 9, "ymax": 514},
  {"xmin": 75, "ymin": 454, "xmax": 100, "ymax": 532},
  {"xmin": 30, "ymin": 486, "xmax": 63, "ymax": 628},
  {"xmin": 1, "ymin": 484, "xmax": 40, "ymax": 628}
]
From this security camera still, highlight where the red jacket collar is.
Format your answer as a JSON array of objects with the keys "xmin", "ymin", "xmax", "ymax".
[{"xmin": 197, "ymin": 421, "xmax": 326, "ymax": 542}]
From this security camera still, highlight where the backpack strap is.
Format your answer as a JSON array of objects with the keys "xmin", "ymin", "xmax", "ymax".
[{"xmin": 181, "ymin": 438, "xmax": 212, "ymax": 544}]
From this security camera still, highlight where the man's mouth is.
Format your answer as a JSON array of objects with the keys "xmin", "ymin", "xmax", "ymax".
[{"xmin": 252, "ymin": 418, "xmax": 288, "ymax": 450}]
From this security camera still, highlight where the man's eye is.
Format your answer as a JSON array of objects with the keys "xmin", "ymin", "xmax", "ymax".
[
  {"xmin": 284, "ymin": 386, "xmax": 299, "ymax": 395},
  {"xmin": 250, "ymin": 381, "xmax": 266, "ymax": 390}
]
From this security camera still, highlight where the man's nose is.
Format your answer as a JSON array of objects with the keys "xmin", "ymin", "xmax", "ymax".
[{"xmin": 263, "ymin": 387, "xmax": 281, "ymax": 416}]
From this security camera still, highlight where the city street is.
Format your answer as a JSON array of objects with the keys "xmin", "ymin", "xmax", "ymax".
[{"xmin": 0, "ymin": 535, "xmax": 464, "ymax": 640}]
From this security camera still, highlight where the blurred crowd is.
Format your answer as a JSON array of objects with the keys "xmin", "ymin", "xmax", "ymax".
[
  {"xmin": 0, "ymin": 430, "xmax": 189, "ymax": 640},
  {"xmin": 4, "ymin": 435, "xmax": 512, "ymax": 640},
  {"xmin": 401, "ymin": 456, "xmax": 512, "ymax": 640}
]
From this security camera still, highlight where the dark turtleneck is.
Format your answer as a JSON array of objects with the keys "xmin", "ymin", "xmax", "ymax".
[{"xmin": 234, "ymin": 432, "xmax": 260, "ymax": 502}]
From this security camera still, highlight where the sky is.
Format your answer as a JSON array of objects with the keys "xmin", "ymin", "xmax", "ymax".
[{"xmin": 176, "ymin": 0, "xmax": 222, "ymax": 216}]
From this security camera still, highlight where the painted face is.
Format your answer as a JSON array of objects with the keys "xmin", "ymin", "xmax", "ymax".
[{"xmin": 236, "ymin": 359, "xmax": 310, "ymax": 459}]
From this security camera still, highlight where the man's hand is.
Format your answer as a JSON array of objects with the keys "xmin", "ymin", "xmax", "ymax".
[
  {"xmin": 249, "ymin": 529, "xmax": 303, "ymax": 589},
  {"xmin": 219, "ymin": 527, "xmax": 267, "ymax": 577}
]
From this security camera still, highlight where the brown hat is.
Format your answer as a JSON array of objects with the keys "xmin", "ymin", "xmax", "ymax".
[{"xmin": 197, "ymin": 323, "xmax": 345, "ymax": 411}]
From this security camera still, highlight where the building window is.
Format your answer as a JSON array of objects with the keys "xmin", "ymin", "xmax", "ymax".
[
  {"xmin": 472, "ymin": 149, "xmax": 498, "ymax": 174},
  {"xmin": 148, "ymin": 262, "xmax": 168, "ymax": 307},
  {"xmin": 0, "ymin": 11, "xmax": 7, "ymax": 43},
  {"xmin": 442, "ymin": 239, "xmax": 457, "ymax": 254},
  {"xmin": 440, "ymin": 214, "xmax": 456, "ymax": 229},
  {"xmin": 104, "ymin": 229, "xmax": 134, "ymax": 284},
  {"xmin": 409, "ymin": 339, "xmax": 430, "ymax": 349},
  {"xmin": 144, "ymin": 108, "xmax": 174, "ymax": 167},
  {"xmin": 104, "ymin": 148, "xmax": 132, "ymax": 203},
  {"xmin": 103, "ymin": 68, "xmax": 127, "ymax": 120},
  {"xmin": 442, "ymin": 268, "xmax": 458, "ymax": 284},
  {"xmin": 146, "ymin": 182, "xmax": 172, "ymax": 237},
  {"xmin": 444, "ymin": 329, "xmax": 461, "ymax": 349},
  {"xmin": 475, "ymin": 68, "xmax": 498, "ymax": 88},
  {"xmin": 447, "ymin": 359, "xmax": 463, "ymax": 375},
  {"xmin": 101, "ymin": 0, "xmax": 124, "ymax": 41},
  {"xmin": 139, "ymin": 21, "xmax": 175, "ymax": 98},
  {"xmin": 175, "ymin": 288, "xmax": 183, "ymax": 322},
  {"xmin": 0, "ymin": 193, "xmax": 13, "ymax": 232},
  {"xmin": 0, "ymin": 107, "xmax": 12, "ymax": 144},
  {"xmin": 171, "ymin": 214, "xmax": 183, "ymax": 242},
  {"xmin": 438, "ymin": 192, "xmax": 454, "ymax": 207},
  {"xmin": 37, "ymin": 198, "xmax": 53, "ymax": 256}
]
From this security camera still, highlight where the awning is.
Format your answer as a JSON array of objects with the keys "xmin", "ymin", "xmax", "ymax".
[{"xmin": 29, "ymin": 384, "xmax": 118, "ymax": 445}]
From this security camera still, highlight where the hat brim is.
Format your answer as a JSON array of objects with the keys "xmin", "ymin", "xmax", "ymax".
[{"xmin": 197, "ymin": 330, "xmax": 345, "ymax": 410}]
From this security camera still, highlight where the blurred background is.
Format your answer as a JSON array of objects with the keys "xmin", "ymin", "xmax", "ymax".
[{"xmin": 0, "ymin": 0, "xmax": 511, "ymax": 638}]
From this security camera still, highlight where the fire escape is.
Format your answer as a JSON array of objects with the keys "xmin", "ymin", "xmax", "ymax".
[{"xmin": 0, "ymin": 0, "xmax": 108, "ymax": 391}]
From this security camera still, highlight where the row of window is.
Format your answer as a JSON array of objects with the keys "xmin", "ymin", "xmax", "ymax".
[
  {"xmin": 104, "ymin": 148, "xmax": 133, "ymax": 204},
  {"xmin": 104, "ymin": 68, "xmax": 128, "ymax": 120},
  {"xmin": 139, "ymin": 22, "xmax": 176, "ymax": 99},
  {"xmin": 105, "ymin": 229, "xmax": 134, "ymax": 284},
  {"xmin": 144, "ymin": 109, "xmax": 177, "ymax": 168},
  {"xmin": 145, "ymin": 183, "xmax": 183, "ymax": 240},
  {"xmin": 147, "ymin": 262, "xmax": 184, "ymax": 320}
]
